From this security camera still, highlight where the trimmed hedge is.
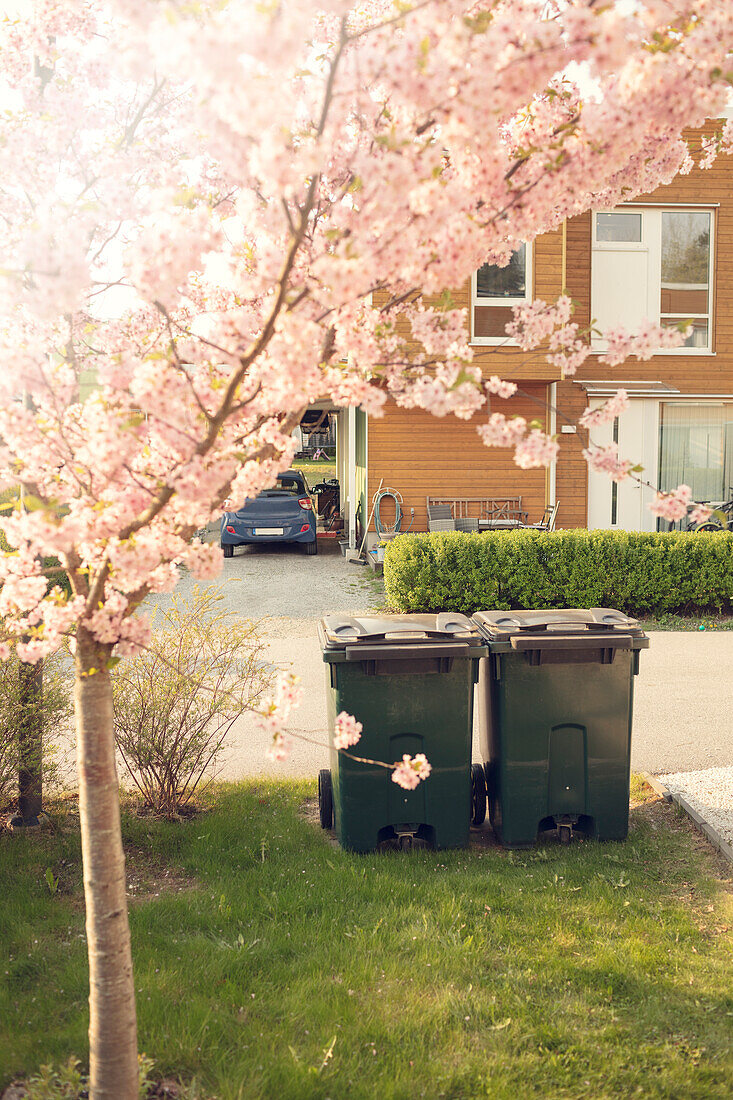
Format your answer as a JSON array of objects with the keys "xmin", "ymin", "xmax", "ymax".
[{"xmin": 383, "ymin": 529, "xmax": 733, "ymax": 616}]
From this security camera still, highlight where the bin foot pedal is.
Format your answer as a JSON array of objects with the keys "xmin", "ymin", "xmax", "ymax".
[
  {"xmin": 555, "ymin": 815, "xmax": 578, "ymax": 845},
  {"xmin": 377, "ymin": 826, "xmax": 431, "ymax": 852}
]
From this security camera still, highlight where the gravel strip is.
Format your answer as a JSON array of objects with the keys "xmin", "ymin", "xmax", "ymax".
[{"xmin": 659, "ymin": 765, "xmax": 733, "ymax": 851}]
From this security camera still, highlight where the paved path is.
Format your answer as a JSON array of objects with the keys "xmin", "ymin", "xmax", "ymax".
[
  {"xmin": 631, "ymin": 631, "xmax": 733, "ymax": 773},
  {"xmin": 151, "ymin": 542, "xmax": 733, "ymax": 781},
  {"xmin": 149, "ymin": 543, "xmax": 730, "ymax": 783},
  {"xmin": 214, "ymin": 619, "xmax": 733, "ymax": 780}
]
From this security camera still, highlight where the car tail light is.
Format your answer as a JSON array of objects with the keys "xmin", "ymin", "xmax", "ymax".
[
  {"xmin": 300, "ymin": 523, "xmax": 310, "ymax": 533},
  {"xmin": 226, "ymin": 525, "xmax": 236, "ymax": 534},
  {"xmin": 298, "ymin": 497, "xmax": 311, "ymax": 510}
]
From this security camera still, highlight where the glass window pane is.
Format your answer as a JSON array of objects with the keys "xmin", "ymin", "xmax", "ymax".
[
  {"xmin": 661, "ymin": 317, "xmax": 709, "ymax": 348},
  {"xmin": 473, "ymin": 305, "xmax": 515, "ymax": 339},
  {"xmin": 476, "ymin": 245, "xmax": 526, "ymax": 298},
  {"xmin": 661, "ymin": 211, "xmax": 710, "ymax": 314},
  {"xmin": 659, "ymin": 403, "xmax": 733, "ymax": 501},
  {"xmin": 596, "ymin": 212, "xmax": 642, "ymax": 242}
]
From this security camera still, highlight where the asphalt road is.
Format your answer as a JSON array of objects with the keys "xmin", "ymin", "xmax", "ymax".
[{"xmin": 145, "ymin": 541, "xmax": 733, "ymax": 782}]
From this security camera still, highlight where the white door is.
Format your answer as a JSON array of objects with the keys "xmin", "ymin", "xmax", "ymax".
[{"xmin": 587, "ymin": 399, "xmax": 658, "ymax": 532}]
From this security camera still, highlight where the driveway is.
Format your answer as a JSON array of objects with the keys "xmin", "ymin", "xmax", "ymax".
[
  {"xmin": 142, "ymin": 544, "xmax": 733, "ymax": 781},
  {"xmin": 143, "ymin": 541, "xmax": 380, "ymax": 781}
]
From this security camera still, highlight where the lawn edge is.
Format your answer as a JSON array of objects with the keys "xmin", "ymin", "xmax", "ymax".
[{"xmin": 642, "ymin": 771, "xmax": 733, "ymax": 865}]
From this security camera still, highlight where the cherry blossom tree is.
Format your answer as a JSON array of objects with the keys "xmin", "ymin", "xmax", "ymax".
[{"xmin": 2, "ymin": 1, "xmax": 733, "ymax": 1095}]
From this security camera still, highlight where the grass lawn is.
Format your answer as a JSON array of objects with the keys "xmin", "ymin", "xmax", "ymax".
[
  {"xmin": 638, "ymin": 613, "xmax": 733, "ymax": 631},
  {"xmin": 293, "ymin": 459, "xmax": 337, "ymax": 484},
  {"xmin": 2, "ymin": 779, "xmax": 732, "ymax": 1099}
]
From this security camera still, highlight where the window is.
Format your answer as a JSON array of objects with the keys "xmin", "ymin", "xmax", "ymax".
[
  {"xmin": 471, "ymin": 243, "xmax": 532, "ymax": 344},
  {"xmin": 591, "ymin": 207, "xmax": 714, "ymax": 354},
  {"xmin": 660, "ymin": 212, "xmax": 711, "ymax": 348},
  {"xmin": 596, "ymin": 212, "xmax": 641, "ymax": 243},
  {"xmin": 659, "ymin": 402, "xmax": 733, "ymax": 503}
]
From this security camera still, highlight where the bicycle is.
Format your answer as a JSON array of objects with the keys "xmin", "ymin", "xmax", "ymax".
[{"xmin": 691, "ymin": 486, "xmax": 733, "ymax": 531}]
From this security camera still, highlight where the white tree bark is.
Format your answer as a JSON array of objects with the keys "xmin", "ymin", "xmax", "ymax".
[{"xmin": 75, "ymin": 627, "xmax": 138, "ymax": 1099}]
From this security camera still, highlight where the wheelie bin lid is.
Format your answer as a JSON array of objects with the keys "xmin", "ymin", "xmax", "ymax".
[
  {"xmin": 471, "ymin": 608, "xmax": 649, "ymax": 652},
  {"xmin": 319, "ymin": 613, "xmax": 486, "ymax": 661}
]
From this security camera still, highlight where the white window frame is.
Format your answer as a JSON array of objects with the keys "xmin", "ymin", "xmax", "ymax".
[
  {"xmin": 591, "ymin": 206, "xmax": 715, "ymax": 356},
  {"xmin": 470, "ymin": 242, "xmax": 533, "ymax": 346}
]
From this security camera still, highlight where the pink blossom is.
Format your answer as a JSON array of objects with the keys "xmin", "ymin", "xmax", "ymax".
[
  {"xmin": 477, "ymin": 414, "xmax": 527, "ymax": 449},
  {"xmin": 266, "ymin": 732, "xmax": 292, "ymax": 763},
  {"xmin": 485, "ymin": 376, "xmax": 517, "ymax": 399},
  {"xmin": 505, "ymin": 296, "xmax": 573, "ymax": 350},
  {"xmin": 257, "ymin": 671, "xmax": 303, "ymax": 752},
  {"xmin": 582, "ymin": 444, "xmax": 633, "ymax": 482},
  {"xmin": 688, "ymin": 504, "xmax": 714, "ymax": 525},
  {"xmin": 16, "ymin": 638, "xmax": 47, "ymax": 665},
  {"xmin": 649, "ymin": 485, "xmax": 693, "ymax": 522},
  {"xmin": 0, "ymin": 642, "xmax": 10, "ymax": 661},
  {"xmin": 514, "ymin": 429, "xmax": 559, "ymax": 470},
  {"xmin": 392, "ymin": 753, "xmax": 432, "ymax": 790},
  {"xmin": 599, "ymin": 322, "xmax": 691, "ymax": 367},
  {"xmin": 579, "ymin": 391, "xmax": 629, "ymax": 429},
  {"xmin": 333, "ymin": 711, "xmax": 363, "ymax": 751},
  {"xmin": 184, "ymin": 541, "xmax": 223, "ymax": 580}
]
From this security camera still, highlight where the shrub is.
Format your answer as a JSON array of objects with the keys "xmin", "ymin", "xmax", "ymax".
[
  {"xmin": 112, "ymin": 585, "xmax": 272, "ymax": 815},
  {"xmin": 383, "ymin": 529, "xmax": 733, "ymax": 617},
  {"xmin": 0, "ymin": 651, "xmax": 73, "ymax": 811}
]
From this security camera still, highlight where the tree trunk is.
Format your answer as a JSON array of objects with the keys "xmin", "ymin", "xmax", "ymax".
[{"xmin": 75, "ymin": 627, "xmax": 138, "ymax": 1098}]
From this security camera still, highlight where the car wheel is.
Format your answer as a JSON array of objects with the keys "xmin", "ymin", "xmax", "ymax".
[
  {"xmin": 470, "ymin": 763, "xmax": 487, "ymax": 827},
  {"xmin": 222, "ymin": 543, "xmax": 234, "ymax": 558},
  {"xmin": 304, "ymin": 538, "xmax": 318, "ymax": 555},
  {"xmin": 318, "ymin": 769, "xmax": 333, "ymax": 829}
]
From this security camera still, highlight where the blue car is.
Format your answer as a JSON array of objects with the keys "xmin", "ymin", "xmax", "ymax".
[{"xmin": 221, "ymin": 470, "xmax": 318, "ymax": 557}]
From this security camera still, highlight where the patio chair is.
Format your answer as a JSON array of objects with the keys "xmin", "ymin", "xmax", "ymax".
[
  {"xmin": 454, "ymin": 517, "xmax": 479, "ymax": 532},
  {"xmin": 525, "ymin": 501, "xmax": 560, "ymax": 531},
  {"xmin": 427, "ymin": 501, "xmax": 455, "ymax": 532}
]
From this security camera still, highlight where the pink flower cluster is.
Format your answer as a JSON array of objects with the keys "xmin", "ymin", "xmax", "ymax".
[
  {"xmin": 688, "ymin": 504, "xmax": 714, "ymax": 525},
  {"xmin": 579, "ymin": 391, "xmax": 630, "ymax": 429},
  {"xmin": 485, "ymin": 376, "xmax": 517, "ymax": 400},
  {"xmin": 514, "ymin": 429, "xmax": 559, "ymax": 470},
  {"xmin": 505, "ymin": 296, "xmax": 573, "ymax": 351},
  {"xmin": 259, "ymin": 671, "xmax": 303, "ymax": 763},
  {"xmin": 477, "ymin": 414, "xmax": 558, "ymax": 469},
  {"xmin": 649, "ymin": 485, "xmax": 693, "ymax": 522},
  {"xmin": 333, "ymin": 711, "xmax": 363, "ymax": 751},
  {"xmin": 582, "ymin": 444, "xmax": 633, "ymax": 483},
  {"xmin": 599, "ymin": 322, "xmax": 691, "ymax": 367},
  {"xmin": 477, "ymin": 413, "xmax": 527, "ymax": 449},
  {"xmin": 546, "ymin": 323, "xmax": 591, "ymax": 377},
  {"xmin": 392, "ymin": 754, "xmax": 432, "ymax": 791}
]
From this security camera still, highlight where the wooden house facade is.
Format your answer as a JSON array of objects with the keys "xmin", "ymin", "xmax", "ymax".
[{"xmin": 348, "ymin": 122, "xmax": 733, "ymax": 544}]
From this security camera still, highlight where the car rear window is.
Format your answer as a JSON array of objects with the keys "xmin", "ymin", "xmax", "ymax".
[{"xmin": 276, "ymin": 477, "xmax": 303, "ymax": 494}]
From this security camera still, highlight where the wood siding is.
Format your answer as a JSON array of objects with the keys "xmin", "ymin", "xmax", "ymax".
[
  {"xmin": 367, "ymin": 386, "xmax": 550, "ymax": 533},
  {"xmin": 368, "ymin": 123, "xmax": 733, "ymax": 531}
]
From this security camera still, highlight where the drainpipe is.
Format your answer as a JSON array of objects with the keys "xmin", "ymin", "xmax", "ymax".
[
  {"xmin": 547, "ymin": 220, "xmax": 568, "ymax": 510},
  {"xmin": 347, "ymin": 405, "xmax": 356, "ymax": 549},
  {"xmin": 548, "ymin": 382, "xmax": 557, "ymax": 508}
]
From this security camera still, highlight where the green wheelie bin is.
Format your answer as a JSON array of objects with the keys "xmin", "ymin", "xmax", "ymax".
[
  {"xmin": 318, "ymin": 613, "xmax": 487, "ymax": 853},
  {"xmin": 472, "ymin": 609, "xmax": 649, "ymax": 847}
]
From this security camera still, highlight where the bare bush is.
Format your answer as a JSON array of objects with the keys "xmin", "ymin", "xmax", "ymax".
[{"xmin": 112, "ymin": 585, "xmax": 272, "ymax": 814}]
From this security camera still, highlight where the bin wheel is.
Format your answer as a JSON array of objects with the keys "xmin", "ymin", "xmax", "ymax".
[
  {"xmin": 558, "ymin": 824, "xmax": 572, "ymax": 845},
  {"xmin": 470, "ymin": 763, "xmax": 487, "ymax": 827},
  {"xmin": 318, "ymin": 769, "xmax": 333, "ymax": 829},
  {"xmin": 222, "ymin": 543, "xmax": 234, "ymax": 558}
]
